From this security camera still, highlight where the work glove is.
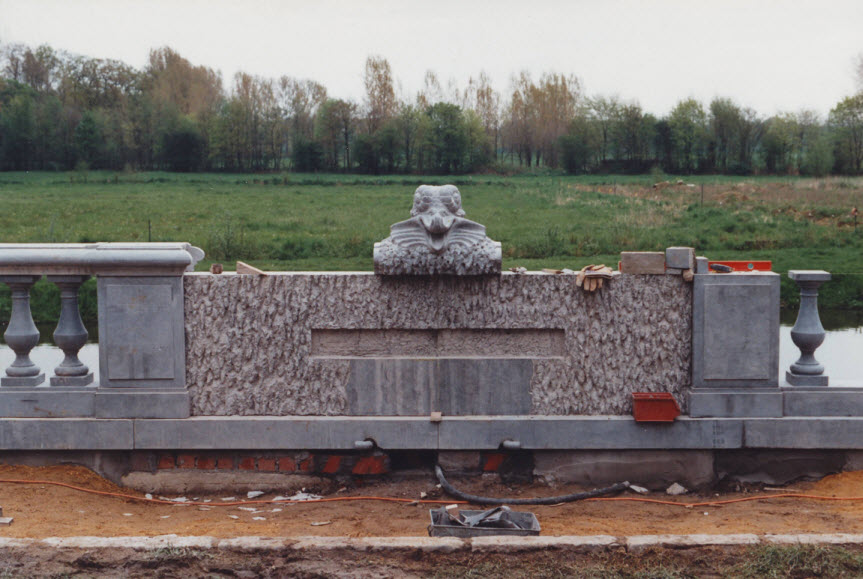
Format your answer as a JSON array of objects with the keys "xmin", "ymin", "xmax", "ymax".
[{"xmin": 576, "ymin": 264, "xmax": 613, "ymax": 292}]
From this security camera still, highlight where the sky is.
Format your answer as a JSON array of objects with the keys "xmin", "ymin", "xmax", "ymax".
[{"xmin": 1, "ymin": 0, "xmax": 861, "ymax": 118}]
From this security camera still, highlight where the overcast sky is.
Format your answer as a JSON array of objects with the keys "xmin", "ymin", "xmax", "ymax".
[{"xmin": 1, "ymin": 0, "xmax": 861, "ymax": 118}]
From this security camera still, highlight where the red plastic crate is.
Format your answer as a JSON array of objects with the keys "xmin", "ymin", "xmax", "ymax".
[{"xmin": 632, "ymin": 392, "xmax": 681, "ymax": 422}]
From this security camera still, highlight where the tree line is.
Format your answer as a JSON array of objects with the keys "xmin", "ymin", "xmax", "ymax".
[{"xmin": 1, "ymin": 42, "xmax": 862, "ymax": 175}]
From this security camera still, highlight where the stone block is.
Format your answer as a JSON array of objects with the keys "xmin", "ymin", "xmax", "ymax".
[
  {"xmin": 94, "ymin": 389, "xmax": 189, "ymax": 419},
  {"xmin": 665, "ymin": 267, "xmax": 683, "ymax": 275},
  {"xmin": 1, "ymin": 374, "xmax": 45, "ymax": 387},
  {"xmin": 692, "ymin": 273, "xmax": 780, "ymax": 388},
  {"xmin": 533, "ymin": 450, "xmax": 715, "ymax": 490},
  {"xmin": 346, "ymin": 358, "xmax": 532, "ymax": 416},
  {"xmin": 665, "ymin": 247, "xmax": 695, "ymax": 270},
  {"xmin": 50, "ymin": 374, "xmax": 94, "ymax": 387},
  {"xmin": 619, "ymin": 252, "xmax": 665, "ymax": 274},
  {"xmin": 783, "ymin": 389, "xmax": 863, "ymax": 416},
  {"xmin": 688, "ymin": 389, "xmax": 783, "ymax": 418},
  {"xmin": 0, "ymin": 388, "xmax": 94, "ymax": 417},
  {"xmin": 786, "ymin": 372, "xmax": 829, "ymax": 387},
  {"xmin": 696, "ymin": 256, "xmax": 709, "ymax": 274}
]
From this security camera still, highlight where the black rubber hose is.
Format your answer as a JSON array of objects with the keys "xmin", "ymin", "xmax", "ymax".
[{"xmin": 435, "ymin": 464, "xmax": 630, "ymax": 506}]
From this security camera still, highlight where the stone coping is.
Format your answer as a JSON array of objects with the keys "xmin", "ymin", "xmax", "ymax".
[
  {"xmin": 0, "ymin": 243, "xmax": 204, "ymax": 276},
  {"xmin": 1, "ymin": 533, "xmax": 862, "ymax": 552}
]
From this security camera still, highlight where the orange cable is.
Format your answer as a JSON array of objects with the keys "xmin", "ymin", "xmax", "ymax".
[
  {"xmin": 4, "ymin": 478, "xmax": 863, "ymax": 509},
  {"xmin": 0, "ymin": 478, "xmax": 467, "ymax": 507}
]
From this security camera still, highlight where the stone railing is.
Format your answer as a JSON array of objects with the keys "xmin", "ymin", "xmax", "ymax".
[
  {"xmin": 0, "ymin": 243, "xmax": 203, "ymax": 418},
  {"xmin": 0, "ymin": 240, "xmax": 857, "ymax": 423}
]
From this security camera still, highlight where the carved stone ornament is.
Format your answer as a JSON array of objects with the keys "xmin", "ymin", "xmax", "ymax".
[{"xmin": 374, "ymin": 185, "xmax": 501, "ymax": 275}]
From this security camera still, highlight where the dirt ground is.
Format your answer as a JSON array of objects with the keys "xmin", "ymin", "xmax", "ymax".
[{"xmin": 3, "ymin": 465, "xmax": 863, "ymax": 539}]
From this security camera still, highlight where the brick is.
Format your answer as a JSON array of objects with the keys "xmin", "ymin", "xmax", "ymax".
[
  {"xmin": 297, "ymin": 458, "xmax": 313, "ymax": 472},
  {"xmin": 176, "ymin": 455, "xmax": 195, "ymax": 469},
  {"xmin": 278, "ymin": 457, "xmax": 296, "ymax": 472},
  {"xmin": 257, "ymin": 458, "xmax": 277, "ymax": 472},
  {"xmin": 352, "ymin": 455, "xmax": 389, "ymax": 475},
  {"xmin": 620, "ymin": 252, "xmax": 665, "ymax": 274},
  {"xmin": 197, "ymin": 457, "xmax": 216, "ymax": 470},
  {"xmin": 216, "ymin": 457, "xmax": 234, "ymax": 470},
  {"xmin": 238, "ymin": 457, "xmax": 256, "ymax": 471},
  {"xmin": 129, "ymin": 452, "xmax": 152, "ymax": 472},
  {"xmin": 483, "ymin": 453, "xmax": 506, "ymax": 472},
  {"xmin": 157, "ymin": 455, "xmax": 175, "ymax": 470},
  {"xmin": 321, "ymin": 456, "xmax": 342, "ymax": 474}
]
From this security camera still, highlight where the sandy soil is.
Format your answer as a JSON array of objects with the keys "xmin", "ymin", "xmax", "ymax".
[{"xmin": 3, "ymin": 465, "xmax": 863, "ymax": 539}]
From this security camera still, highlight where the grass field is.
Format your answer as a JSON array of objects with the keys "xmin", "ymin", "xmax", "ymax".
[{"xmin": 0, "ymin": 170, "xmax": 862, "ymax": 321}]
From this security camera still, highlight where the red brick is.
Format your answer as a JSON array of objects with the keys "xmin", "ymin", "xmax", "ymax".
[
  {"xmin": 321, "ymin": 455, "xmax": 342, "ymax": 474},
  {"xmin": 352, "ymin": 455, "xmax": 389, "ymax": 475},
  {"xmin": 157, "ymin": 455, "xmax": 175, "ymax": 470},
  {"xmin": 278, "ymin": 457, "xmax": 296, "ymax": 472},
  {"xmin": 216, "ymin": 457, "xmax": 234, "ymax": 470},
  {"xmin": 297, "ymin": 458, "xmax": 313, "ymax": 472},
  {"xmin": 483, "ymin": 453, "xmax": 506, "ymax": 472},
  {"xmin": 197, "ymin": 457, "xmax": 216, "ymax": 470},
  {"xmin": 176, "ymin": 455, "xmax": 196, "ymax": 469},
  {"xmin": 257, "ymin": 458, "xmax": 277, "ymax": 472},
  {"xmin": 238, "ymin": 457, "xmax": 256, "ymax": 471}
]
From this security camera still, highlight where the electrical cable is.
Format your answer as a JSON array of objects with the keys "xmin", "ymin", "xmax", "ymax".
[{"xmin": 434, "ymin": 465, "xmax": 630, "ymax": 505}]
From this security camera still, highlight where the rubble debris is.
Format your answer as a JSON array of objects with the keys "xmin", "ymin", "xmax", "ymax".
[{"xmin": 666, "ymin": 483, "xmax": 688, "ymax": 495}]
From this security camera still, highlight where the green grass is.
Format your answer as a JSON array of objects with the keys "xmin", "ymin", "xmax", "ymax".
[{"xmin": 1, "ymin": 170, "xmax": 862, "ymax": 322}]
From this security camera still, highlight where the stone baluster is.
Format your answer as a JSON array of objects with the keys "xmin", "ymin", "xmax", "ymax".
[
  {"xmin": 1, "ymin": 275, "xmax": 45, "ymax": 387},
  {"xmin": 786, "ymin": 270, "xmax": 831, "ymax": 387},
  {"xmin": 48, "ymin": 275, "xmax": 94, "ymax": 386}
]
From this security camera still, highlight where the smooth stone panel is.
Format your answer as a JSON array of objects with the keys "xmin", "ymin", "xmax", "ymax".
[
  {"xmin": 693, "ymin": 273, "xmax": 780, "ymax": 388},
  {"xmin": 783, "ymin": 389, "xmax": 863, "ymax": 416},
  {"xmin": 0, "ymin": 388, "xmax": 95, "ymax": 417},
  {"xmin": 438, "ymin": 359, "xmax": 532, "ymax": 415},
  {"xmin": 436, "ymin": 416, "xmax": 744, "ymax": 450},
  {"xmin": 688, "ymin": 389, "xmax": 783, "ymax": 418},
  {"xmin": 0, "ymin": 418, "xmax": 133, "ymax": 449},
  {"xmin": 98, "ymin": 276, "xmax": 185, "ymax": 389},
  {"xmin": 744, "ymin": 418, "xmax": 863, "ymax": 448},
  {"xmin": 347, "ymin": 359, "xmax": 437, "ymax": 415},
  {"xmin": 133, "ymin": 417, "xmax": 439, "ymax": 450},
  {"xmin": 94, "ymin": 390, "xmax": 190, "ymax": 419}
]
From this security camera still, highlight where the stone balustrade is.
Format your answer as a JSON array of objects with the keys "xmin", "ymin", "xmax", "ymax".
[{"xmin": 0, "ymin": 243, "xmax": 203, "ymax": 418}]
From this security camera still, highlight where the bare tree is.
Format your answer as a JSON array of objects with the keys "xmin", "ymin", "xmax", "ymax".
[{"xmin": 363, "ymin": 56, "xmax": 396, "ymax": 134}]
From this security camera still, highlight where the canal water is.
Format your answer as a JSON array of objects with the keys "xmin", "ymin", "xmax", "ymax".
[{"xmin": 1, "ymin": 312, "xmax": 862, "ymax": 387}]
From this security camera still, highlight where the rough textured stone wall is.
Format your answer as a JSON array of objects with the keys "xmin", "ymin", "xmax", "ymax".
[{"xmin": 184, "ymin": 273, "xmax": 691, "ymax": 416}]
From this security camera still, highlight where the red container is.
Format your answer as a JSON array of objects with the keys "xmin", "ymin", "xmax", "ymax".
[{"xmin": 632, "ymin": 392, "xmax": 681, "ymax": 422}]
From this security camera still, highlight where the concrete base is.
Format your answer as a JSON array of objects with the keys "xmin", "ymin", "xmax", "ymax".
[
  {"xmin": 94, "ymin": 389, "xmax": 190, "ymax": 419},
  {"xmin": 1, "ymin": 373, "xmax": 45, "ymax": 387},
  {"xmin": 51, "ymin": 373, "xmax": 94, "ymax": 387},
  {"xmin": 786, "ymin": 371, "xmax": 829, "ymax": 387},
  {"xmin": 689, "ymin": 389, "xmax": 783, "ymax": 418},
  {"xmin": 533, "ymin": 450, "xmax": 714, "ymax": 490},
  {"xmin": 715, "ymin": 450, "xmax": 846, "ymax": 485},
  {"xmin": 121, "ymin": 471, "xmax": 326, "ymax": 494},
  {"xmin": 0, "ymin": 387, "xmax": 95, "ymax": 417}
]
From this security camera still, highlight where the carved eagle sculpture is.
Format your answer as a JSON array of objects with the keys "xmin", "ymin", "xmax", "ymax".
[{"xmin": 389, "ymin": 185, "xmax": 487, "ymax": 254}]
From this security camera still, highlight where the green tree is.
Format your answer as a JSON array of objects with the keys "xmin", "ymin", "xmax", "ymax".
[
  {"xmin": 829, "ymin": 94, "xmax": 863, "ymax": 174},
  {"xmin": 668, "ymin": 98, "xmax": 708, "ymax": 173},
  {"xmin": 0, "ymin": 83, "xmax": 36, "ymax": 170},
  {"xmin": 426, "ymin": 102, "xmax": 468, "ymax": 173},
  {"xmin": 73, "ymin": 110, "xmax": 103, "ymax": 166}
]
